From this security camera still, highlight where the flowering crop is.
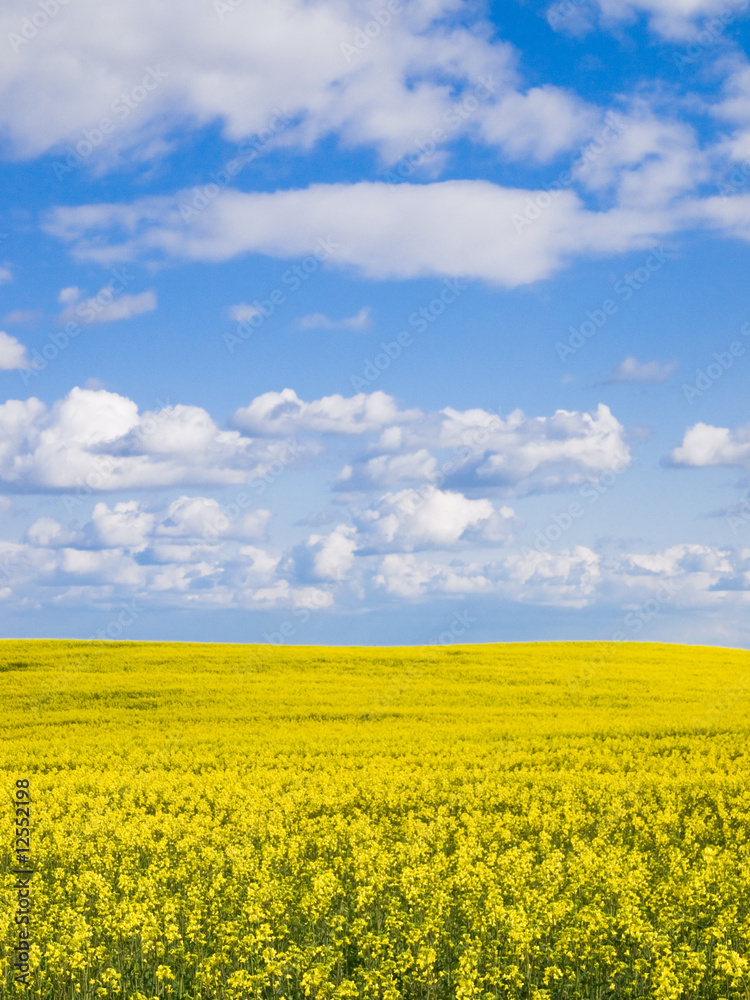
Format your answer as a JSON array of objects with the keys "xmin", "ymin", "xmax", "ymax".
[{"xmin": 1, "ymin": 639, "xmax": 750, "ymax": 999}]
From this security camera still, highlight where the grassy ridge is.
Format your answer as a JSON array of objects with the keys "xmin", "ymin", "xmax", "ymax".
[{"xmin": 1, "ymin": 640, "xmax": 750, "ymax": 999}]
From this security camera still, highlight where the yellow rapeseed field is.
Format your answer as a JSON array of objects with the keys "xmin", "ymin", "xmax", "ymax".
[{"xmin": 2, "ymin": 639, "xmax": 750, "ymax": 1000}]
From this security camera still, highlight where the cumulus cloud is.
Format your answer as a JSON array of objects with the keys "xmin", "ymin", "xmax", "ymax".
[
  {"xmin": 608, "ymin": 355, "xmax": 678, "ymax": 382},
  {"xmin": 3, "ymin": 493, "xmax": 335, "ymax": 617},
  {"xmin": 669, "ymin": 422, "xmax": 750, "ymax": 468},
  {"xmin": 156, "ymin": 495, "xmax": 271, "ymax": 543},
  {"xmin": 232, "ymin": 388, "xmax": 421, "ymax": 436},
  {"xmin": 435, "ymin": 402, "xmax": 631, "ymax": 492},
  {"xmin": 5, "ymin": 488, "xmax": 750, "ymax": 624},
  {"xmin": 354, "ymin": 488, "xmax": 515, "ymax": 553},
  {"xmin": 0, "ymin": 331, "xmax": 30, "ymax": 370},
  {"xmin": 0, "ymin": 387, "xmax": 310, "ymax": 492},
  {"xmin": 297, "ymin": 307, "xmax": 372, "ymax": 331},
  {"xmin": 373, "ymin": 541, "xmax": 750, "ymax": 610},
  {"xmin": 291, "ymin": 524, "xmax": 358, "ymax": 583}
]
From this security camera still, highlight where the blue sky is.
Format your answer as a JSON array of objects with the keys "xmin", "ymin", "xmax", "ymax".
[{"xmin": 1, "ymin": 0, "xmax": 750, "ymax": 646}]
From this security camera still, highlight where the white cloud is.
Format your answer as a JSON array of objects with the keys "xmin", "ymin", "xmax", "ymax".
[
  {"xmin": 58, "ymin": 285, "xmax": 157, "ymax": 325},
  {"xmin": 0, "ymin": 331, "xmax": 30, "ymax": 370},
  {"xmin": 435, "ymin": 402, "xmax": 631, "ymax": 492},
  {"xmin": 497, "ymin": 545, "xmax": 603, "ymax": 607},
  {"xmin": 0, "ymin": 0, "xmax": 592, "ymax": 169},
  {"xmin": 608, "ymin": 355, "xmax": 678, "ymax": 382},
  {"xmin": 0, "ymin": 387, "xmax": 310, "ymax": 491},
  {"xmin": 156, "ymin": 495, "xmax": 271, "ymax": 542},
  {"xmin": 337, "ymin": 449, "xmax": 439, "ymax": 489},
  {"xmin": 554, "ymin": 0, "xmax": 742, "ymax": 40},
  {"xmin": 90, "ymin": 501, "xmax": 156, "ymax": 552},
  {"xmin": 355, "ymin": 487, "xmax": 510, "ymax": 552},
  {"xmin": 297, "ymin": 306, "xmax": 372, "ymax": 330},
  {"xmin": 373, "ymin": 552, "xmax": 495, "ymax": 598},
  {"xmin": 5, "ymin": 490, "xmax": 750, "ymax": 623},
  {"xmin": 479, "ymin": 86, "xmax": 599, "ymax": 162},
  {"xmin": 669, "ymin": 422, "xmax": 750, "ymax": 468},
  {"xmin": 0, "ymin": 266, "xmax": 12, "ymax": 285},
  {"xmin": 232, "ymin": 388, "xmax": 421, "ymax": 436},
  {"xmin": 293, "ymin": 524, "xmax": 358, "ymax": 582},
  {"xmin": 372, "ymin": 542, "xmax": 750, "ymax": 610},
  {"xmin": 573, "ymin": 107, "xmax": 708, "ymax": 211},
  {"xmin": 25, "ymin": 517, "xmax": 80, "ymax": 548},
  {"xmin": 44, "ymin": 179, "xmax": 680, "ymax": 285}
]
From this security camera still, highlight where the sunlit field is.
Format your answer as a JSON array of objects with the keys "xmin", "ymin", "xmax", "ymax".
[{"xmin": 2, "ymin": 639, "xmax": 750, "ymax": 1000}]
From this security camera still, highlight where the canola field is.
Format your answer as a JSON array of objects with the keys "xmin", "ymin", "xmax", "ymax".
[{"xmin": 2, "ymin": 639, "xmax": 750, "ymax": 1000}]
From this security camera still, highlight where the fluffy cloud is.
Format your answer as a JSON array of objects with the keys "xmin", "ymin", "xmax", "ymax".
[
  {"xmin": 232, "ymin": 388, "xmax": 420, "ymax": 436},
  {"xmin": 574, "ymin": 109, "xmax": 708, "ymax": 211},
  {"xmin": 156, "ymin": 495, "xmax": 271, "ymax": 543},
  {"xmin": 354, "ymin": 488, "xmax": 515, "ymax": 553},
  {"xmin": 336, "ymin": 402, "xmax": 630, "ymax": 494},
  {"xmin": 0, "ymin": 387, "xmax": 309, "ymax": 492},
  {"xmin": 0, "ymin": 0, "xmax": 591, "ymax": 168},
  {"xmin": 373, "ymin": 542, "xmax": 750, "ymax": 609},
  {"xmin": 0, "ymin": 388, "xmax": 631, "ymax": 499},
  {"xmin": 10, "ymin": 496, "xmax": 323, "ymax": 614},
  {"xmin": 292, "ymin": 524, "xmax": 358, "ymax": 582},
  {"xmin": 5, "ymin": 492, "xmax": 750, "ymax": 624},
  {"xmin": 0, "ymin": 266, "xmax": 12, "ymax": 285},
  {"xmin": 435, "ymin": 403, "xmax": 631, "ymax": 492},
  {"xmin": 669, "ymin": 422, "xmax": 750, "ymax": 468},
  {"xmin": 0, "ymin": 331, "xmax": 30, "ymax": 370}
]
